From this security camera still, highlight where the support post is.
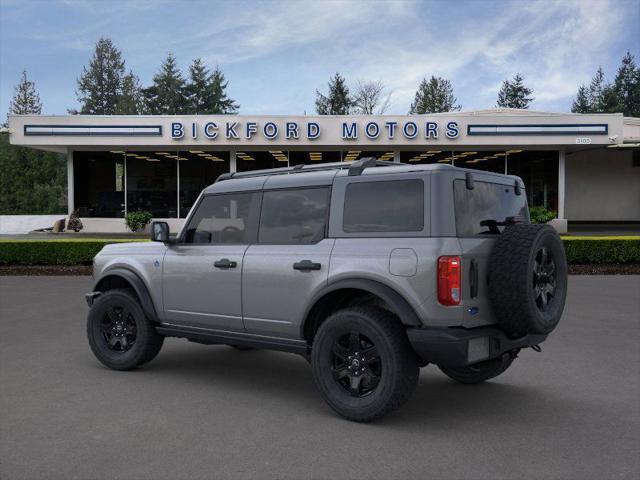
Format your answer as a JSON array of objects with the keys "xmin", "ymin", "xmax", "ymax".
[
  {"xmin": 550, "ymin": 149, "xmax": 568, "ymax": 234},
  {"xmin": 176, "ymin": 158, "xmax": 180, "ymax": 218},
  {"xmin": 558, "ymin": 149, "xmax": 565, "ymax": 220},
  {"xmin": 393, "ymin": 151, "xmax": 401, "ymax": 163},
  {"xmin": 66, "ymin": 149, "xmax": 74, "ymax": 216},
  {"xmin": 230, "ymin": 150, "xmax": 237, "ymax": 173}
]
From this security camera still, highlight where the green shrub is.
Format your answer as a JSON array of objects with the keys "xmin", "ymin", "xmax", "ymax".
[
  {"xmin": 125, "ymin": 211, "xmax": 153, "ymax": 232},
  {"xmin": 0, "ymin": 239, "xmax": 148, "ymax": 265},
  {"xmin": 561, "ymin": 237, "xmax": 640, "ymax": 264},
  {"xmin": 0, "ymin": 237, "xmax": 638, "ymax": 267},
  {"xmin": 529, "ymin": 206, "xmax": 557, "ymax": 224}
]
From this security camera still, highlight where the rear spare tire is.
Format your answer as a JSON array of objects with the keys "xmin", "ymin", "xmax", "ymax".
[{"xmin": 488, "ymin": 224, "xmax": 567, "ymax": 336}]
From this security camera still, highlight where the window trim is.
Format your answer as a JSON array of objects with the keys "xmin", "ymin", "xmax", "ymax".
[
  {"xmin": 341, "ymin": 178, "xmax": 426, "ymax": 235},
  {"xmin": 257, "ymin": 186, "xmax": 332, "ymax": 245},
  {"xmin": 178, "ymin": 191, "xmax": 262, "ymax": 245}
]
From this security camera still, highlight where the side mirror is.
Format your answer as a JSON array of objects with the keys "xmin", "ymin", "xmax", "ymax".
[{"xmin": 151, "ymin": 221, "xmax": 170, "ymax": 243}]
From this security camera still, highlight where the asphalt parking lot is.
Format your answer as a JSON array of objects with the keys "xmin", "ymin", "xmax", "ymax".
[{"xmin": 1, "ymin": 275, "xmax": 639, "ymax": 480}]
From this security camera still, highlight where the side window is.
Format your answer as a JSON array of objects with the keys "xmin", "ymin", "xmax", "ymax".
[
  {"xmin": 184, "ymin": 193, "xmax": 258, "ymax": 244},
  {"xmin": 454, "ymin": 180, "xmax": 529, "ymax": 236},
  {"xmin": 259, "ymin": 188, "xmax": 329, "ymax": 244},
  {"xmin": 343, "ymin": 179, "xmax": 424, "ymax": 233}
]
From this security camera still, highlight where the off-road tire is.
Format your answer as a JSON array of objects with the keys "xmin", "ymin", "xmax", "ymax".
[
  {"xmin": 311, "ymin": 307, "xmax": 419, "ymax": 422},
  {"xmin": 87, "ymin": 289, "xmax": 164, "ymax": 371},
  {"xmin": 488, "ymin": 224, "xmax": 567, "ymax": 336},
  {"xmin": 439, "ymin": 354, "xmax": 515, "ymax": 384}
]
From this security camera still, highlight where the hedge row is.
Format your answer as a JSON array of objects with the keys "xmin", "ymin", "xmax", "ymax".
[
  {"xmin": 561, "ymin": 237, "xmax": 640, "ymax": 264},
  {"xmin": 0, "ymin": 239, "xmax": 148, "ymax": 266},
  {"xmin": 0, "ymin": 237, "xmax": 638, "ymax": 266}
]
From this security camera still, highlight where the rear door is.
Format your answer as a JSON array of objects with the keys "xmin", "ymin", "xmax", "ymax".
[
  {"xmin": 242, "ymin": 186, "xmax": 333, "ymax": 339},
  {"xmin": 454, "ymin": 177, "xmax": 528, "ymax": 328}
]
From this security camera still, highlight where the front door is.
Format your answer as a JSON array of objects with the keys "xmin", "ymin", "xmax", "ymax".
[
  {"xmin": 162, "ymin": 192, "xmax": 260, "ymax": 332},
  {"xmin": 242, "ymin": 187, "xmax": 333, "ymax": 339}
]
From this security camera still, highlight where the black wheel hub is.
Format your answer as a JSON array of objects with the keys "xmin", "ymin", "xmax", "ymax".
[
  {"xmin": 101, "ymin": 305, "xmax": 137, "ymax": 352},
  {"xmin": 533, "ymin": 246, "xmax": 557, "ymax": 311},
  {"xmin": 331, "ymin": 332, "xmax": 381, "ymax": 397}
]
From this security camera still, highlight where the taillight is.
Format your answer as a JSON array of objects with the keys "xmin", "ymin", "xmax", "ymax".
[{"xmin": 438, "ymin": 256, "xmax": 461, "ymax": 306}]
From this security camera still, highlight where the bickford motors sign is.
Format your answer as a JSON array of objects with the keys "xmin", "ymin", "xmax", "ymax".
[{"xmin": 171, "ymin": 119, "xmax": 461, "ymax": 141}]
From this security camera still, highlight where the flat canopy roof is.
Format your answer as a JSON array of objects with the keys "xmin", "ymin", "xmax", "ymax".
[{"xmin": 7, "ymin": 109, "xmax": 634, "ymax": 154}]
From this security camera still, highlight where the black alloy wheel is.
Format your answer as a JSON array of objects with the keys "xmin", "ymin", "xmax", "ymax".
[
  {"xmin": 533, "ymin": 246, "xmax": 556, "ymax": 312},
  {"xmin": 101, "ymin": 305, "xmax": 137, "ymax": 352},
  {"xmin": 331, "ymin": 332, "xmax": 382, "ymax": 397}
]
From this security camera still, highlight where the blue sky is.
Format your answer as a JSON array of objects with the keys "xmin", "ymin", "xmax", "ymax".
[{"xmin": 1, "ymin": 0, "xmax": 638, "ymax": 117}]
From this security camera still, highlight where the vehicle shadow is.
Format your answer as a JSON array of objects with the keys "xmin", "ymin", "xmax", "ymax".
[{"xmin": 140, "ymin": 343, "xmax": 575, "ymax": 427}]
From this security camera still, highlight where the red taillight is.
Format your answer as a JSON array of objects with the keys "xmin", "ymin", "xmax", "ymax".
[{"xmin": 438, "ymin": 256, "xmax": 461, "ymax": 306}]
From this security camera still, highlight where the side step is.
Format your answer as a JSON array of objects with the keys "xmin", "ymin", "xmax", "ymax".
[{"xmin": 156, "ymin": 324, "xmax": 309, "ymax": 357}]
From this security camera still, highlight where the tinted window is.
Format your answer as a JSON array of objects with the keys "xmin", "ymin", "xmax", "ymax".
[
  {"xmin": 343, "ymin": 180, "xmax": 424, "ymax": 233},
  {"xmin": 259, "ymin": 188, "xmax": 329, "ymax": 244},
  {"xmin": 454, "ymin": 180, "xmax": 529, "ymax": 236},
  {"xmin": 184, "ymin": 193, "xmax": 258, "ymax": 244}
]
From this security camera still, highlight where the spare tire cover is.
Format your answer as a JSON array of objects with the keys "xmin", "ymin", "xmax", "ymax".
[{"xmin": 487, "ymin": 224, "xmax": 567, "ymax": 336}]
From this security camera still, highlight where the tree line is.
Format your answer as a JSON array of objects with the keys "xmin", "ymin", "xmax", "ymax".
[{"xmin": 1, "ymin": 37, "xmax": 638, "ymax": 216}]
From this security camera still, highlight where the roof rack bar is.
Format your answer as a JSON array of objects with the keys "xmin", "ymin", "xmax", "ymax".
[{"xmin": 215, "ymin": 158, "xmax": 403, "ymax": 182}]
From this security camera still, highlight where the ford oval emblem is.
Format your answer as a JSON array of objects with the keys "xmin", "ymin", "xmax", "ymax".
[
  {"xmin": 468, "ymin": 306, "xmax": 479, "ymax": 315},
  {"xmin": 154, "ymin": 260, "xmax": 160, "ymax": 268}
]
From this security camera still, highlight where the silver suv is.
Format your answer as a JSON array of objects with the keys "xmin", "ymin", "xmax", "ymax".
[{"xmin": 86, "ymin": 159, "xmax": 567, "ymax": 422}]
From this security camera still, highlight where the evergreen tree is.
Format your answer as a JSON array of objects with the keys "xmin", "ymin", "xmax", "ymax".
[
  {"xmin": 8, "ymin": 70, "xmax": 42, "ymax": 116},
  {"xmin": 587, "ymin": 67, "xmax": 607, "ymax": 112},
  {"xmin": 207, "ymin": 65, "xmax": 239, "ymax": 114},
  {"xmin": 116, "ymin": 71, "xmax": 144, "ymax": 115},
  {"xmin": 613, "ymin": 51, "xmax": 640, "ymax": 117},
  {"xmin": 496, "ymin": 73, "xmax": 534, "ymax": 109},
  {"xmin": 75, "ymin": 37, "xmax": 126, "ymax": 114},
  {"xmin": 315, "ymin": 73, "xmax": 353, "ymax": 115},
  {"xmin": 143, "ymin": 53, "xmax": 188, "ymax": 114},
  {"xmin": 571, "ymin": 85, "xmax": 591, "ymax": 113},
  {"xmin": 185, "ymin": 59, "xmax": 239, "ymax": 114},
  {"xmin": 409, "ymin": 76, "xmax": 460, "ymax": 114},
  {"xmin": 186, "ymin": 58, "xmax": 209, "ymax": 114}
]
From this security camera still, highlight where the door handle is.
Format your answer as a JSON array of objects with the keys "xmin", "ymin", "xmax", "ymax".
[
  {"xmin": 214, "ymin": 258, "xmax": 237, "ymax": 269},
  {"xmin": 293, "ymin": 260, "xmax": 321, "ymax": 271}
]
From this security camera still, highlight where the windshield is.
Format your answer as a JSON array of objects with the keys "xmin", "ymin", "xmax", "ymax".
[{"xmin": 454, "ymin": 179, "xmax": 528, "ymax": 236}]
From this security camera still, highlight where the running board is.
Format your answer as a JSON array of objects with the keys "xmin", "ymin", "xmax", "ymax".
[{"xmin": 156, "ymin": 324, "xmax": 309, "ymax": 357}]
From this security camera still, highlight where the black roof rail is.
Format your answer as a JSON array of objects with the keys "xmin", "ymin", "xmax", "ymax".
[
  {"xmin": 216, "ymin": 172, "xmax": 234, "ymax": 182},
  {"xmin": 215, "ymin": 158, "xmax": 402, "ymax": 182}
]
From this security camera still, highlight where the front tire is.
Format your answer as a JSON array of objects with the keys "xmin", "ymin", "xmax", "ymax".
[
  {"xmin": 87, "ymin": 289, "xmax": 164, "ymax": 371},
  {"xmin": 311, "ymin": 307, "xmax": 419, "ymax": 422}
]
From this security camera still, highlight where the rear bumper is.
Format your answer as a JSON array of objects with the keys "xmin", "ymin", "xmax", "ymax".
[{"xmin": 407, "ymin": 326, "xmax": 547, "ymax": 367}]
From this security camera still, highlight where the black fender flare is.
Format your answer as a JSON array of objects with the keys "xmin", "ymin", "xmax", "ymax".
[
  {"xmin": 93, "ymin": 268, "xmax": 158, "ymax": 322},
  {"xmin": 303, "ymin": 278, "xmax": 422, "ymax": 332}
]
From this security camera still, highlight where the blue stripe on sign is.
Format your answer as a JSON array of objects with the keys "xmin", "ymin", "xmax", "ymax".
[
  {"xmin": 467, "ymin": 124, "xmax": 608, "ymax": 136},
  {"xmin": 24, "ymin": 125, "xmax": 163, "ymax": 137}
]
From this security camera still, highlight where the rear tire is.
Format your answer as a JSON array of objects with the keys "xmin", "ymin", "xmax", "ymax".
[
  {"xmin": 87, "ymin": 289, "xmax": 164, "ymax": 371},
  {"xmin": 439, "ymin": 354, "xmax": 515, "ymax": 384},
  {"xmin": 311, "ymin": 307, "xmax": 419, "ymax": 422}
]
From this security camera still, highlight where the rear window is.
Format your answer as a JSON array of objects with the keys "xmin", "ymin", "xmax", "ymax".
[
  {"xmin": 343, "ymin": 179, "xmax": 424, "ymax": 233},
  {"xmin": 454, "ymin": 180, "xmax": 528, "ymax": 236}
]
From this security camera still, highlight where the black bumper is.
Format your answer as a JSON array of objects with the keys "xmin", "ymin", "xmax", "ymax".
[{"xmin": 407, "ymin": 326, "xmax": 547, "ymax": 367}]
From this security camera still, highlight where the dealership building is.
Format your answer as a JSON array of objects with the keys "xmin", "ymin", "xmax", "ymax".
[{"xmin": 7, "ymin": 109, "xmax": 640, "ymax": 233}]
